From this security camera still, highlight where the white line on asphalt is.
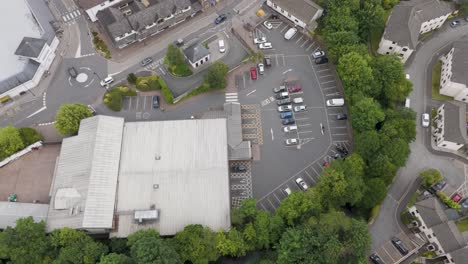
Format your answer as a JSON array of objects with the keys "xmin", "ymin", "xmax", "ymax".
[
  {"xmin": 295, "ymin": 35, "xmax": 303, "ymax": 44},
  {"xmin": 226, "ymin": 95, "xmax": 238, "ymax": 98},
  {"xmin": 271, "ymin": 128, "xmax": 274, "ymax": 141},
  {"xmin": 300, "ymin": 40, "xmax": 308, "ymax": 48},
  {"xmin": 310, "ymin": 166, "xmax": 319, "ymax": 176},
  {"xmin": 304, "ymin": 170, "xmax": 316, "ymax": 183},
  {"xmin": 259, "ymin": 203, "xmax": 268, "ymax": 211},
  {"xmin": 267, "ymin": 199, "xmax": 276, "ymax": 210},
  {"xmin": 273, "ymin": 193, "xmax": 281, "ymax": 203},
  {"xmin": 282, "ymin": 55, "xmax": 285, "ymax": 66},
  {"xmin": 298, "ymin": 130, "xmax": 313, "ymax": 134},
  {"xmin": 325, "ymin": 92, "xmax": 340, "ymax": 96},
  {"xmin": 223, "ymin": 30, "xmax": 230, "ymax": 39},
  {"xmin": 321, "ymin": 80, "xmax": 335, "ymax": 84},
  {"xmin": 381, "ymin": 246, "xmax": 396, "ymax": 263},
  {"xmin": 332, "ymin": 133, "xmax": 348, "ymax": 136},
  {"xmin": 322, "ymin": 86, "xmax": 336, "ymax": 90},
  {"xmin": 84, "ymin": 78, "xmax": 94, "ymax": 88},
  {"xmin": 297, "ymin": 124, "xmax": 311, "ymax": 127},
  {"xmin": 73, "ymin": 10, "xmax": 79, "ymax": 17},
  {"xmin": 143, "ymin": 96, "xmax": 147, "ymax": 110},
  {"xmin": 282, "ymin": 69, "xmax": 293, "ymax": 74},
  {"xmin": 331, "ymin": 126, "xmax": 347, "ymax": 129},
  {"xmin": 275, "ymin": 55, "xmax": 279, "ymax": 65},
  {"xmin": 333, "ymin": 140, "xmax": 349, "ymax": 143},
  {"xmin": 159, "ymin": 67, "xmax": 166, "ymax": 75},
  {"xmin": 317, "ymin": 69, "xmax": 330, "ymax": 73},
  {"xmin": 295, "ymin": 117, "xmax": 309, "ymax": 121},
  {"xmin": 280, "ymin": 24, "xmax": 288, "ymax": 32},
  {"xmin": 313, "ymin": 46, "xmax": 320, "ymax": 52},
  {"xmin": 27, "ymin": 106, "xmax": 46, "ymax": 118},
  {"xmin": 306, "ymin": 106, "xmax": 324, "ymax": 109},
  {"xmin": 62, "ymin": 15, "xmax": 69, "ymax": 22},
  {"xmin": 226, "ymin": 92, "xmax": 238, "ymax": 95},
  {"xmin": 246, "ymin": 89, "xmax": 256, "ymax": 96},
  {"xmin": 226, "ymin": 99, "xmax": 238, "ymax": 102},
  {"xmin": 320, "ymin": 74, "xmax": 332, "ymax": 78},
  {"xmin": 305, "ymin": 43, "xmax": 314, "ymax": 51}
]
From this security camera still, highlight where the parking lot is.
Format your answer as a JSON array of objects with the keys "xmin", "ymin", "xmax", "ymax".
[
  {"xmin": 372, "ymin": 232, "xmax": 425, "ymax": 264},
  {"xmin": 234, "ymin": 16, "xmax": 352, "ymax": 212}
]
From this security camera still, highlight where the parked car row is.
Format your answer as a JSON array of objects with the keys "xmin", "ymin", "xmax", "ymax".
[{"xmin": 369, "ymin": 237, "xmax": 409, "ymax": 264}]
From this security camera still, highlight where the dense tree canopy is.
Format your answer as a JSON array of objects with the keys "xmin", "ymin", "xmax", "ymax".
[
  {"xmin": 55, "ymin": 103, "xmax": 93, "ymax": 136},
  {"xmin": 420, "ymin": 168, "xmax": 443, "ymax": 187},
  {"xmin": 204, "ymin": 61, "xmax": 229, "ymax": 89},
  {"xmin": 350, "ymin": 97, "xmax": 385, "ymax": 132},
  {"xmin": 127, "ymin": 229, "xmax": 180, "ymax": 264},
  {"xmin": 0, "ymin": 126, "xmax": 25, "ymax": 160},
  {"xmin": 165, "ymin": 44, "xmax": 185, "ymax": 66},
  {"xmin": 173, "ymin": 225, "xmax": 219, "ymax": 264}
]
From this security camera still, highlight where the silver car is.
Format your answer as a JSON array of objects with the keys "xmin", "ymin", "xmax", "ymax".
[
  {"xmin": 295, "ymin": 177, "xmax": 308, "ymax": 190},
  {"xmin": 278, "ymin": 105, "xmax": 292, "ymax": 112}
]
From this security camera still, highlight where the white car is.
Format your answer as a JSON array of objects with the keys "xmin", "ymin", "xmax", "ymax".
[
  {"xmin": 293, "ymin": 97, "xmax": 304, "ymax": 104},
  {"xmin": 422, "ymin": 113, "xmax": 430, "ymax": 127},
  {"xmin": 326, "ymin": 98, "xmax": 344, "ymax": 107},
  {"xmin": 253, "ymin": 37, "xmax": 266, "ymax": 44},
  {"xmin": 294, "ymin": 105, "xmax": 306, "ymax": 112},
  {"xmin": 283, "ymin": 187, "xmax": 292, "ymax": 195},
  {"xmin": 283, "ymin": 125, "xmax": 297, "ymax": 132},
  {"xmin": 285, "ymin": 138, "xmax": 299, "ymax": 145},
  {"xmin": 259, "ymin": 42, "xmax": 273, "ymax": 49},
  {"xmin": 312, "ymin": 51, "xmax": 325, "ymax": 59},
  {"xmin": 263, "ymin": 21, "xmax": 272, "ymax": 30},
  {"xmin": 295, "ymin": 177, "xmax": 309, "ymax": 190},
  {"xmin": 278, "ymin": 105, "xmax": 292, "ymax": 112},
  {"xmin": 100, "ymin": 76, "xmax": 114, "ymax": 87},
  {"xmin": 258, "ymin": 63, "xmax": 265, "ymax": 75}
]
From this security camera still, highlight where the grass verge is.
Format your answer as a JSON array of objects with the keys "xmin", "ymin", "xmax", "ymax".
[
  {"xmin": 92, "ymin": 32, "xmax": 111, "ymax": 59},
  {"xmin": 158, "ymin": 78, "xmax": 174, "ymax": 104},
  {"xmin": 103, "ymin": 86, "xmax": 137, "ymax": 111},
  {"xmin": 456, "ymin": 218, "xmax": 468, "ymax": 232},
  {"xmin": 432, "ymin": 61, "xmax": 453, "ymax": 101},
  {"xmin": 168, "ymin": 63, "xmax": 193, "ymax": 77},
  {"xmin": 368, "ymin": 204, "xmax": 381, "ymax": 224}
]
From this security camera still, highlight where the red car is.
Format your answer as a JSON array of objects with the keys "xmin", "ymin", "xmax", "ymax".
[
  {"xmin": 452, "ymin": 193, "xmax": 463, "ymax": 203},
  {"xmin": 287, "ymin": 85, "xmax": 302, "ymax": 93},
  {"xmin": 250, "ymin": 67, "xmax": 257, "ymax": 80}
]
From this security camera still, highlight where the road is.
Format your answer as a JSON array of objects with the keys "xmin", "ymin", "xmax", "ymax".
[{"xmin": 370, "ymin": 21, "xmax": 468, "ymax": 251}]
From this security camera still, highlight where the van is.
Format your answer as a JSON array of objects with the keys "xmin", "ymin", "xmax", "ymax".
[
  {"xmin": 405, "ymin": 98, "xmax": 410, "ymax": 108},
  {"xmin": 326, "ymin": 98, "xmax": 344, "ymax": 107},
  {"xmin": 284, "ymin": 27, "xmax": 298, "ymax": 40},
  {"xmin": 218, "ymin": 39, "xmax": 225, "ymax": 53}
]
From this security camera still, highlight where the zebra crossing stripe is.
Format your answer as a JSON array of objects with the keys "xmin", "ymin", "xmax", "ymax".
[
  {"xmin": 226, "ymin": 93, "xmax": 238, "ymax": 96},
  {"xmin": 63, "ymin": 15, "xmax": 69, "ymax": 21},
  {"xmin": 73, "ymin": 10, "xmax": 80, "ymax": 16}
]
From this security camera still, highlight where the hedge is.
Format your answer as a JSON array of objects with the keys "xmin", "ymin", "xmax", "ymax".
[
  {"xmin": 436, "ymin": 191, "xmax": 461, "ymax": 210},
  {"xmin": 135, "ymin": 75, "xmax": 161, "ymax": 91},
  {"xmin": 18, "ymin": 128, "xmax": 42, "ymax": 146},
  {"xmin": 159, "ymin": 78, "xmax": 174, "ymax": 104},
  {"xmin": 103, "ymin": 86, "xmax": 137, "ymax": 111}
]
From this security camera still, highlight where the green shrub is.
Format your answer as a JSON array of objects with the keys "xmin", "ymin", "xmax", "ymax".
[
  {"xmin": 18, "ymin": 128, "xmax": 42, "ymax": 146},
  {"xmin": 103, "ymin": 86, "xmax": 137, "ymax": 111},
  {"xmin": 136, "ymin": 76, "xmax": 161, "ymax": 91},
  {"xmin": 169, "ymin": 64, "xmax": 193, "ymax": 77},
  {"xmin": 436, "ymin": 191, "xmax": 461, "ymax": 210},
  {"xmin": 158, "ymin": 79, "xmax": 174, "ymax": 104},
  {"xmin": 127, "ymin": 73, "xmax": 137, "ymax": 84}
]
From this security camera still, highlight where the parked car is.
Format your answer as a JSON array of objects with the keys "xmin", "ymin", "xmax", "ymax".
[
  {"xmin": 287, "ymin": 85, "xmax": 302, "ymax": 93},
  {"xmin": 336, "ymin": 145, "xmax": 349, "ymax": 156},
  {"xmin": 405, "ymin": 98, "xmax": 411, "ymax": 108},
  {"xmin": 465, "ymin": 16, "xmax": 468, "ymax": 22},
  {"xmin": 173, "ymin": 38, "xmax": 184, "ymax": 46},
  {"xmin": 280, "ymin": 112, "xmax": 293, "ymax": 119},
  {"xmin": 282, "ymin": 118, "xmax": 295, "ymax": 125},
  {"xmin": 326, "ymin": 98, "xmax": 344, "ymax": 107},
  {"xmin": 152, "ymin": 95, "xmax": 160, "ymax": 109},
  {"xmin": 218, "ymin": 39, "xmax": 226, "ymax": 53},
  {"xmin": 264, "ymin": 56, "xmax": 272, "ymax": 67},
  {"xmin": 273, "ymin": 86, "xmax": 286, "ymax": 93},
  {"xmin": 422, "ymin": 113, "xmax": 430, "ymax": 127},
  {"xmin": 450, "ymin": 20, "xmax": 461, "ymax": 28},
  {"xmin": 428, "ymin": 178, "xmax": 447, "ymax": 194},
  {"xmin": 322, "ymin": 161, "xmax": 330, "ymax": 167},
  {"xmin": 283, "ymin": 187, "xmax": 292, "ymax": 195},
  {"xmin": 259, "ymin": 42, "xmax": 273, "ymax": 49},
  {"xmin": 278, "ymin": 105, "xmax": 292, "ymax": 112},
  {"xmin": 231, "ymin": 165, "xmax": 247, "ymax": 172},
  {"xmin": 283, "ymin": 125, "xmax": 297, "ymax": 132},
  {"xmin": 452, "ymin": 192, "xmax": 463, "ymax": 203},
  {"xmin": 369, "ymin": 253, "xmax": 385, "ymax": 264},
  {"xmin": 258, "ymin": 63, "xmax": 265, "ymax": 75},
  {"xmin": 254, "ymin": 37, "xmax": 267, "ymax": 44},
  {"xmin": 68, "ymin": 67, "xmax": 78, "ymax": 78},
  {"xmin": 391, "ymin": 237, "xmax": 408, "ymax": 255},
  {"xmin": 270, "ymin": 14, "xmax": 279, "ymax": 19},
  {"xmin": 461, "ymin": 198, "xmax": 468, "ymax": 209},
  {"xmin": 276, "ymin": 92, "xmax": 289, "ymax": 100},
  {"xmin": 285, "ymin": 138, "xmax": 299, "ymax": 145},
  {"xmin": 263, "ymin": 21, "xmax": 272, "ymax": 29},
  {"xmin": 334, "ymin": 153, "xmax": 344, "ymax": 159},
  {"xmin": 250, "ymin": 67, "xmax": 257, "ymax": 80},
  {"xmin": 277, "ymin": 98, "xmax": 291, "ymax": 106},
  {"xmin": 100, "ymin": 76, "xmax": 114, "ymax": 87},
  {"xmin": 140, "ymin": 57, "xmax": 153, "ymax": 66},
  {"xmin": 295, "ymin": 177, "xmax": 308, "ymax": 190},
  {"xmin": 294, "ymin": 105, "xmax": 306, "ymax": 112},
  {"xmin": 312, "ymin": 51, "xmax": 325, "ymax": 59},
  {"xmin": 336, "ymin": 113, "xmax": 347, "ymax": 120},
  {"xmin": 215, "ymin": 14, "xmax": 227, "ymax": 24},
  {"xmin": 315, "ymin": 57, "xmax": 329, "ymax": 64},
  {"xmin": 292, "ymin": 97, "xmax": 304, "ymax": 104},
  {"xmin": 284, "ymin": 27, "xmax": 298, "ymax": 40}
]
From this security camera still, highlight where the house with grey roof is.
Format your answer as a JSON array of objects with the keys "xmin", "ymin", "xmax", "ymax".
[
  {"xmin": 408, "ymin": 197, "xmax": 468, "ymax": 263},
  {"xmin": 266, "ymin": 0, "xmax": 323, "ymax": 31},
  {"xmin": 183, "ymin": 42, "xmax": 210, "ymax": 68},
  {"xmin": 439, "ymin": 37, "xmax": 468, "ymax": 102},
  {"xmin": 96, "ymin": 0, "xmax": 201, "ymax": 49},
  {"xmin": 432, "ymin": 104, "xmax": 465, "ymax": 151},
  {"xmin": 377, "ymin": 0, "xmax": 455, "ymax": 63}
]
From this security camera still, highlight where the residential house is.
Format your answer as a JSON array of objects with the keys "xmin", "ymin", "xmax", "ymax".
[
  {"xmin": 408, "ymin": 197, "xmax": 468, "ymax": 263},
  {"xmin": 96, "ymin": 0, "xmax": 201, "ymax": 49},
  {"xmin": 432, "ymin": 104, "xmax": 465, "ymax": 151},
  {"xmin": 377, "ymin": 0, "xmax": 454, "ymax": 63},
  {"xmin": 183, "ymin": 43, "xmax": 210, "ymax": 68},
  {"xmin": 266, "ymin": 0, "xmax": 323, "ymax": 31},
  {"xmin": 439, "ymin": 37, "xmax": 468, "ymax": 102}
]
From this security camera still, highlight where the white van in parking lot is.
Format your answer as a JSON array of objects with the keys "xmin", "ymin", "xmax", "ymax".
[
  {"xmin": 284, "ymin": 27, "xmax": 297, "ymax": 40},
  {"xmin": 326, "ymin": 98, "xmax": 345, "ymax": 107},
  {"xmin": 218, "ymin": 39, "xmax": 225, "ymax": 53}
]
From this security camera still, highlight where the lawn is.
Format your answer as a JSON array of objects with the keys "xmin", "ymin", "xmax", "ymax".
[
  {"xmin": 456, "ymin": 218, "xmax": 468, "ymax": 232},
  {"xmin": 368, "ymin": 204, "xmax": 381, "ymax": 224},
  {"xmin": 369, "ymin": 9, "xmax": 391, "ymax": 55},
  {"xmin": 168, "ymin": 63, "xmax": 193, "ymax": 77},
  {"xmin": 407, "ymin": 191, "xmax": 419, "ymax": 208},
  {"xmin": 432, "ymin": 61, "xmax": 453, "ymax": 101},
  {"xmin": 103, "ymin": 86, "xmax": 137, "ymax": 111}
]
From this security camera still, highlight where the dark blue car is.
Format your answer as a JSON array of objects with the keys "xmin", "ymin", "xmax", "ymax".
[{"xmin": 215, "ymin": 14, "xmax": 227, "ymax": 24}]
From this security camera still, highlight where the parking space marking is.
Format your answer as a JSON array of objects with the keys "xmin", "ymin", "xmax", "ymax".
[
  {"xmin": 267, "ymin": 198, "xmax": 276, "ymax": 210},
  {"xmin": 282, "ymin": 55, "xmax": 285, "ymax": 66},
  {"xmin": 273, "ymin": 193, "xmax": 281, "ymax": 203},
  {"xmin": 331, "ymin": 126, "xmax": 347, "ymax": 129},
  {"xmin": 300, "ymin": 40, "xmax": 309, "ymax": 48},
  {"xmin": 305, "ymin": 42, "xmax": 315, "ymax": 51},
  {"xmin": 332, "ymin": 133, "xmax": 348, "ymax": 136},
  {"xmin": 298, "ymin": 130, "xmax": 313, "ymax": 134},
  {"xmin": 297, "ymin": 124, "xmax": 311, "ymax": 127},
  {"xmin": 381, "ymin": 246, "xmax": 396, "ymax": 263},
  {"xmin": 280, "ymin": 24, "xmax": 288, "ymax": 32},
  {"xmin": 321, "ymin": 80, "xmax": 335, "ymax": 84},
  {"xmin": 295, "ymin": 35, "xmax": 304, "ymax": 44},
  {"xmin": 319, "ymin": 74, "xmax": 333, "ymax": 78},
  {"xmin": 295, "ymin": 117, "xmax": 309, "ymax": 121},
  {"xmin": 304, "ymin": 170, "xmax": 316, "ymax": 183},
  {"xmin": 325, "ymin": 92, "xmax": 340, "ymax": 97},
  {"xmin": 322, "ymin": 86, "xmax": 336, "ymax": 90},
  {"xmin": 317, "ymin": 68, "xmax": 330, "ymax": 73},
  {"xmin": 143, "ymin": 96, "xmax": 147, "ymax": 109},
  {"xmin": 259, "ymin": 203, "xmax": 268, "ymax": 211}
]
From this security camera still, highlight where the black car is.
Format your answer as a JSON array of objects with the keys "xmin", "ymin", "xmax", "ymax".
[
  {"xmin": 391, "ymin": 237, "xmax": 408, "ymax": 255},
  {"xmin": 282, "ymin": 118, "xmax": 295, "ymax": 125},
  {"xmin": 215, "ymin": 14, "xmax": 227, "ymax": 24},
  {"xmin": 336, "ymin": 113, "xmax": 347, "ymax": 120},
  {"xmin": 173, "ymin": 39, "xmax": 184, "ymax": 46},
  {"xmin": 231, "ymin": 165, "xmax": 247, "ymax": 172},
  {"xmin": 429, "ymin": 178, "xmax": 447, "ymax": 193},
  {"xmin": 315, "ymin": 57, "xmax": 329, "ymax": 65},
  {"xmin": 336, "ymin": 146, "xmax": 349, "ymax": 156},
  {"xmin": 152, "ymin": 96, "xmax": 160, "ymax": 109},
  {"xmin": 68, "ymin": 67, "xmax": 78, "ymax": 78},
  {"xmin": 270, "ymin": 14, "xmax": 279, "ymax": 19},
  {"xmin": 369, "ymin": 253, "xmax": 385, "ymax": 264},
  {"xmin": 277, "ymin": 98, "xmax": 291, "ymax": 106},
  {"xmin": 264, "ymin": 56, "xmax": 272, "ymax": 67}
]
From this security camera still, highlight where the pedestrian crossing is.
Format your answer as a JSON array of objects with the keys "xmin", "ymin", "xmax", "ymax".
[
  {"xmin": 62, "ymin": 9, "xmax": 81, "ymax": 23},
  {"xmin": 226, "ymin": 92, "xmax": 238, "ymax": 102}
]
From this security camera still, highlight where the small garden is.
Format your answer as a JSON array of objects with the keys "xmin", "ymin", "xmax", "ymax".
[
  {"xmin": 128, "ymin": 74, "xmax": 174, "ymax": 104},
  {"xmin": 103, "ymin": 86, "xmax": 137, "ymax": 111},
  {"xmin": 431, "ymin": 60, "xmax": 452, "ymax": 101},
  {"xmin": 164, "ymin": 44, "xmax": 193, "ymax": 77},
  {"xmin": 455, "ymin": 218, "xmax": 468, "ymax": 232},
  {"xmin": 92, "ymin": 32, "xmax": 111, "ymax": 59}
]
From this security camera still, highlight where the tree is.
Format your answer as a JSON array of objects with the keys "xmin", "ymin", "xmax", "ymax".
[
  {"xmin": 317, "ymin": 167, "xmax": 364, "ymax": 209},
  {"xmin": 420, "ymin": 169, "xmax": 443, "ymax": 187},
  {"xmin": 127, "ymin": 229, "xmax": 180, "ymax": 264},
  {"xmin": 236, "ymin": 198, "xmax": 258, "ymax": 224},
  {"xmin": 276, "ymin": 190, "xmax": 322, "ymax": 226},
  {"xmin": 127, "ymin": 73, "xmax": 137, "ymax": 84},
  {"xmin": 99, "ymin": 253, "xmax": 132, "ymax": 264},
  {"xmin": 381, "ymin": 137, "xmax": 410, "ymax": 167},
  {"xmin": 18, "ymin": 127, "xmax": 42, "ymax": 146},
  {"xmin": 165, "ymin": 44, "xmax": 185, "ymax": 66},
  {"xmin": 0, "ymin": 126, "xmax": 24, "ymax": 160},
  {"xmin": 366, "ymin": 154, "xmax": 397, "ymax": 184},
  {"xmin": 342, "ymin": 218, "xmax": 372, "ymax": 263},
  {"xmin": 216, "ymin": 229, "xmax": 248, "ymax": 258},
  {"xmin": 356, "ymin": 0, "xmax": 386, "ymax": 40},
  {"xmin": 355, "ymin": 130, "xmax": 382, "ymax": 163},
  {"xmin": 381, "ymin": 108, "xmax": 416, "ymax": 143},
  {"xmin": 204, "ymin": 61, "xmax": 229, "ymax": 89},
  {"xmin": 358, "ymin": 178, "xmax": 387, "ymax": 209},
  {"xmin": 337, "ymin": 52, "xmax": 375, "ymax": 101},
  {"xmin": 253, "ymin": 211, "xmax": 284, "ymax": 250},
  {"xmin": 55, "ymin": 104, "xmax": 93, "ymax": 136},
  {"xmin": 0, "ymin": 217, "xmax": 51, "ymax": 264},
  {"xmin": 459, "ymin": 0, "xmax": 468, "ymax": 13},
  {"xmin": 173, "ymin": 224, "xmax": 219, "ymax": 264},
  {"xmin": 350, "ymin": 97, "xmax": 385, "ymax": 132}
]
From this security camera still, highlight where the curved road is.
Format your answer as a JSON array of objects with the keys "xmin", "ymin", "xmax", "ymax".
[{"xmin": 370, "ymin": 21, "xmax": 468, "ymax": 251}]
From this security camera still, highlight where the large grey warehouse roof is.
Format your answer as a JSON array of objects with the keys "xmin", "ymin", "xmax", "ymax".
[
  {"xmin": 113, "ymin": 119, "xmax": 231, "ymax": 236},
  {"xmin": 450, "ymin": 37, "xmax": 468, "ymax": 86},
  {"xmin": 47, "ymin": 116, "xmax": 124, "ymax": 232}
]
